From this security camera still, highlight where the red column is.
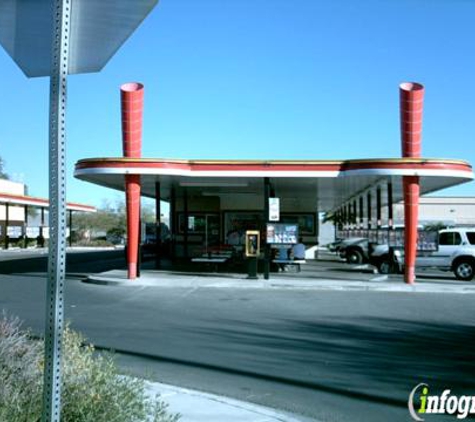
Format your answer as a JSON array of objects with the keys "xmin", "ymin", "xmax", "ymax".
[
  {"xmin": 403, "ymin": 176, "xmax": 420, "ymax": 284},
  {"xmin": 121, "ymin": 82, "xmax": 144, "ymax": 279},
  {"xmin": 400, "ymin": 82, "xmax": 424, "ymax": 284}
]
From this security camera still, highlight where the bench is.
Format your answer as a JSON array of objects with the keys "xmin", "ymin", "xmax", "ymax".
[
  {"xmin": 191, "ymin": 257, "xmax": 229, "ymax": 272},
  {"xmin": 272, "ymin": 259, "xmax": 306, "ymax": 272}
]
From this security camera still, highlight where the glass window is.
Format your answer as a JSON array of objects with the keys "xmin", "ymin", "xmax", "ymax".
[
  {"xmin": 466, "ymin": 232, "xmax": 475, "ymax": 245},
  {"xmin": 439, "ymin": 232, "xmax": 461, "ymax": 246},
  {"xmin": 280, "ymin": 213, "xmax": 316, "ymax": 235},
  {"xmin": 453, "ymin": 232, "xmax": 462, "ymax": 245},
  {"xmin": 178, "ymin": 213, "xmax": 218, "ymax": 234}
]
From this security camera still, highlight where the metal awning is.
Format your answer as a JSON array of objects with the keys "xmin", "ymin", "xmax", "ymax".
[
  {"xmin": 0, "ymin": 192, "xmax": 96, "ymax": 212},
  {"xmin": 74, "ymin": 157, "xmax": 474, "ymax": 211}
]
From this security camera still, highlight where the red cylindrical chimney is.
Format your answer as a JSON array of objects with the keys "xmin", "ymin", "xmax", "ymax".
[
  {"xmin": 121, "ymin": 82, "xmax": 144, "ymax": 158},
  {"xmin": 121, "ymin": 82, "xmax": 144, "ymax": 279},
  {"xmin": 400, "ymin": 82, "xmax": 424, "ymax": 158},
  {"xmin": 400, "ymin": 82, "xmax": 424, "ymax": 284}
]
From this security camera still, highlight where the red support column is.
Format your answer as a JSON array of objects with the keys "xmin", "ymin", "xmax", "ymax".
[
  {"xmin": 126, "ymin": 175, "xmax": 141, "ymax": 278},
  {"xmin": 121, "ymin": 82, "xmax": 144, "ymax": 279},
  {"xmin": 403, "ymin": 176, "xmax": 420, "ymax": 284},
  {"xmin": 400, "ymin": 82, "xmax": 424, "ymax": 284}
]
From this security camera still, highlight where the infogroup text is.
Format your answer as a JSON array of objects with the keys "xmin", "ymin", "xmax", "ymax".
[{"xmin": 408, "ymin": 383, "xmax": 475, "ymax": 420}]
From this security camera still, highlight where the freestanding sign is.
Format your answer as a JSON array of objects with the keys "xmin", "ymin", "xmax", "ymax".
[
  {"xmin": 7, "ymin": 226, "xmax": 23, "ymax": 238},
  {"xmin": 0, "ymin": 0, "xmax": 159, "ymax": 77},
  {"xmin": 26, "ymin": 226, "xmax": 41, "ymax": 238},
  {"xmin": 269, "ymin": 197, "xmax": 280, "ymax": 221},
  {"xmin": 0, "ymin": 1, "xmax": 158, "ymax": 421}
]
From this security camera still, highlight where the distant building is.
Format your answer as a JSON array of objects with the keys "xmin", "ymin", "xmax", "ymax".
[
  {"xmin": 393, "ymin": 197, "xmax": 475, "ymax": 227},
  {"xmin": 322, "ymin": 196, "xmax": 475, "ymax": 246},
  {"xmin": 0, "ymin": 178, "xmax": 95, "ymax": 248},
  {"xmin": 0, "ymin": 179, "xmax": 27, "ymax": 239}
]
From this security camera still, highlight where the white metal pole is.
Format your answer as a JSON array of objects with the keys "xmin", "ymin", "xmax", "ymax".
[{"xmin": 42, "ymin": 0, "xmax": 70, "ymax": 421}]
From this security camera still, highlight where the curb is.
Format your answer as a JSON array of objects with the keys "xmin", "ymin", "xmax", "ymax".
[
  {"xmin": 145, "ymin": 381, "xmax": 307, "ymax": 422},
  {"xmin": 85, "ymin": 271, "xmax": 475, "ymax": 294}
]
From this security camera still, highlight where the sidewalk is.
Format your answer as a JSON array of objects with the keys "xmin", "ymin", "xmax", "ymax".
[
  {"xmin": 86, "ymin": 268, "xmax": 475, "ymax": 294},
  {"xmin": 146, "ymin": 381, "xmax": 306, "ymax": 422}
]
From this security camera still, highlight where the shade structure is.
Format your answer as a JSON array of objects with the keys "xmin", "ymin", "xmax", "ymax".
[
  {"xmin": 0, "ymin": 0, "xmax": 158, "ymax": 77},
  {"xmin": 0, "ymin": 192, "xmax": 95, "ymax": 212},
  {"xmin": 74, "ymin": 157, "xmax": 474, "ymax": 211}
]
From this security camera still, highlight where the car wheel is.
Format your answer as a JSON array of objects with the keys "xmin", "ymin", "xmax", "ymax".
[
  {"xmin": 454, "ymin": 259, "xmax": 475, "ymax": 281},
  {"xmin": 377, "ymin": 257, "xmax": 394, "ymax": 274},
  {"xmin": 346, "ymin": 249, "xmax": 363, "ymax": 265}
]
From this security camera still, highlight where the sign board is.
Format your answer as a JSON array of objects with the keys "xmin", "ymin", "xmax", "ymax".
[
  {"xmin": 0, "ymin": 2, "xmax": 160, "ymax": 421},
  {"xmin": 26, "ymin": 227, "xmax": 40, "ymax": 237},
  {"xmin": 417, "ymin": 230, "xmax": 438, "ymax": 252},
  {"xmin": 7, "ymin": 226, "xmax": 23, "ymax": 238},
  {"xmin": 269, "ymin": 198, "xmax": 280, "ymax": 222},
  {"xmin": 266, "ymin": 223, "xmax": 298, "ymax": 245},
  {"xmin": 0, "ymin": 0, "xmax": 158, "ymax": 77},
  {"xmin": 336, "ymin": 228, "xmax": 439, "ymax": 252}
]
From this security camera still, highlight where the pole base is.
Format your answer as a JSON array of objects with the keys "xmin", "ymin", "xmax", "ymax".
[
  {"xmin": 405, "ymin": 266, "xmax": 416, "ymax": 284},
  {"xmin": 247, "ymin": 257, "xmax": 258, "ymax": 279},
  {"xmin": 128, "ymin": 263, "xmax": 137, "ymax": 280}
]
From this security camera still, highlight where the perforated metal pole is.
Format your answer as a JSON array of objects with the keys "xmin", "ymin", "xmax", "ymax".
[{"xmin": 42, "ymin": 1, "xmax": 70, "ymax": 421}]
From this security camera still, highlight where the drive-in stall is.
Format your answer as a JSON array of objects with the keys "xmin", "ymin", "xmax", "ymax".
[{"xmin": 74, "ymin": 82, "xmax": 474, "ymax": 284}]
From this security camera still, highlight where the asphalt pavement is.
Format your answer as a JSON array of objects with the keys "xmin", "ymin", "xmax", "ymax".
[{"xmin": 0, "ymin": 248, "xmax": 474, "ymax": 421}]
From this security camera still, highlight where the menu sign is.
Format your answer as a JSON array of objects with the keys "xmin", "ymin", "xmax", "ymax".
[{"xmin": 266, "ymin": 223, "xmax": 298, "ymax": 245}]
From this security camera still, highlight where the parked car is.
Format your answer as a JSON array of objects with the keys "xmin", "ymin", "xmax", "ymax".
[
  {"xmin": 338, "ymin": 237, "xmax": 370, "ymax": 264},
  {"xmin": 326, "ymin": 238, "xmax": 345, "ymax": 253},
  {"xmin": 369, "ymin": 245, "xmax": 403, "ymax": 275},
  {"xmin": 370, "ymin": 228, "xmax": 475, "ymax": 281}
]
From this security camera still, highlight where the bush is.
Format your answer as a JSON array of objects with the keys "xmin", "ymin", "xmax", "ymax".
[
  {"xmin": 0, "ymin": 313, "xmax": 180, "ymax": 422},
  {"xmin": 0, "ymin": 314, "xmax": 43, "ymax": 421}
]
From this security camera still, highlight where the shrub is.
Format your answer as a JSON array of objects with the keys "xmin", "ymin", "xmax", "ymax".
[
  {"xmin": 74, "ymin": 239, "xmax": 114, "ymax": 247},
  {"xmin": 0, "ymin": 314, "xmax": 43, "ymax": 421},
  {"xmin": 0, "ymin": 313, "xmax": 180, "ymax": 422}
]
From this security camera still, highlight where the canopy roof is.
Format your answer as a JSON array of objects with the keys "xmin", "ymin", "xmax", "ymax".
[
  {"xmin": 0, "ymin": 192, "xmax": 96, "ymax": 213},
  {"xmin": 75, "ymin": 157, "xmax": 473, "ymax": 211}
]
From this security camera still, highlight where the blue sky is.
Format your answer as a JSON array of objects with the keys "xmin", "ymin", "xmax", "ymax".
[{"xmin": 1, "ymin": 0, "xmax": 475, "ymax": 207}]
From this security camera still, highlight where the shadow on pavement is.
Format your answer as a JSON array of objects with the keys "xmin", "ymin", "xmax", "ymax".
[{"xmin": 91, "ymin": 317, "xmax": 475, "ymax": 414}]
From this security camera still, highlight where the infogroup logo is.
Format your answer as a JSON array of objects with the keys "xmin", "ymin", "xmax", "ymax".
[{"xmin": 408, "ymin": 383, "xmax": 475, "ymax": 421}]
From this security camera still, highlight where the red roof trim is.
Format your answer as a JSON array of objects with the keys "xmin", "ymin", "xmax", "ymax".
[
  {"xmin": 0, "ymin": 193, "xmax": 95, "ymax": 212},
  {"xmin": 75, "ymin": 158, "xmax": 473, "ymax": 174}
]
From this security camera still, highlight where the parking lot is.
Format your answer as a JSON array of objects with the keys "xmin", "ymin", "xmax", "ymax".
[
  {"xmin": 2, "ymin": 248, "xmax": 474, "ymax": 422},
  {"xmin": 271, "ymin": 249, "xmax": 471, "ymax": 286}
]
